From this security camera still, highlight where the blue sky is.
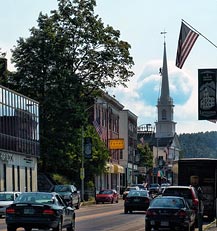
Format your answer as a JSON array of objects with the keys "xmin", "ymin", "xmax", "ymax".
[{"xmin": 1, "ymin": 0, "xmax": 217, "ymax": 134}]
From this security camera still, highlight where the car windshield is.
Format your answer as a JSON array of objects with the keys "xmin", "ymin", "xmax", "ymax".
[
  {"xmin": 54, "ymin": 185, "xmax": 70, "ymax": 192},
  {"xmin": 15, "ymin": 193, "xmax": 54, "ymax": 204},
  {"xmin": 99, "ymin": 190, "xmax": 113, "ymax": 194},
  {"xmin": 163, "ymin": 188, "xmax": 193, "ymax": 199},
  {"xmin": 150, "ymin": 184, "xmax": 159, "ymax": 187},
  {"xmin": 151, "ymin": 197, "xmax": 184, "ymax": 208},
  {"xmin": 0, "ymin": 193, "xmax": 14, "ymax": 201},
  {"xmin": 126, "ymin": 187, "xmax": 137, "ymax": 191},
  {"xmin": 128, "ymin": 190, "xmax": 148, "ymax": 197}
]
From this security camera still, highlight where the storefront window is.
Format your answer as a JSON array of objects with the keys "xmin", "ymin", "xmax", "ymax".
[{"xmin": 0, "ymin": 85, "xmax": 39, "ymax": 156}]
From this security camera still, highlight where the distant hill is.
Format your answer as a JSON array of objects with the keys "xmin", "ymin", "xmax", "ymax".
[{"xmin": 178, "ymin": 131, "xmax": 217, "ymax": 159}]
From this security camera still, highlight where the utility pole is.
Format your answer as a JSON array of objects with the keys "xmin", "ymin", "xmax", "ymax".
[{"xmin": 80, "ymin": 125, "xmax": 85, "ymax": 202}]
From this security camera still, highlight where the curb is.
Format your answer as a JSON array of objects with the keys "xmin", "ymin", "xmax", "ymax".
[
  {"xmin": 80, "ymin": 201, "xmax": 95, "ymax": 206},
  {"xmin": 203, "ymin": 220, "xmax": 217, "ymax": 231}
]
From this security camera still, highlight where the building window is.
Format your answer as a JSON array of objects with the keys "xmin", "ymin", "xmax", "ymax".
[
  {"xmin": 25, "ymin": 167, "xmax": 28, "ymax": 192},
  {"xmin": 17, "ymin": 166, "xmax": 20, "ymax": 191},
  {"xmin": 0, "ymin": 86, "xmax": 39, "ymax": 156},
  {"xmin": 30, "ymin": 168, "xmax": 32, "ymax": 192},
  {"xmin": 120, "ymin": 150, "xmax": 123, "ymax": 159},
  {"xmin": 12, "ymin": 165, "xmax": 15, "ymax": 191},
  {"xmin": 3, "ymin": 164, "xmax": 6, "ymax": 191},
  {"xmin": 162, "ymin": 109, "xmax": 167, "ymax": 120}
]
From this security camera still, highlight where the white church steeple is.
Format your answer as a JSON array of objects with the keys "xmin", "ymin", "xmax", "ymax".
[{"xmin": 155, "ymin": 41, "xmax": 176, "ymax": 138}]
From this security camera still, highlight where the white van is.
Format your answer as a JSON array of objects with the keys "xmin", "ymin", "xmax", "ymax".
[{"xmin": 0, "ymin": 192, "xmax": 21, "ymax": 217}]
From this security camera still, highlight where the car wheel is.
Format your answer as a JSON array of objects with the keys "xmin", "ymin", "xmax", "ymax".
[
  {"xmin": 129, "ymin": 210, "xmax": 133, "ymax": 214},
  {"xmin": 124, "ymin": 208, "xmax": 128, "ymax": 214},
  {"xmin": 190, "ymin": 223, "xmax": 195, "ymax": 231},
  {"xmin": 111, "ymin": 199, "xmax": 114, "ymax": 204},
  {"xmin": 67, "ymin": 221, "xmax": 75, "ymax": 231},
  {"xmin": 25, "ymin": 228, "xmax": 32, "ymax": 231},
  {"xmin": 53, "ymin": 220, "xmax": 62, "ymax": 231},
  {"xmin": 75, "ymin": 201, "xmax": 80, "ymax": 209},
  {"xmin": 183, "ymin": 224, "xmax": 190, "ymax": 231},
  {"xmin": 145, "ymin": 225, "xmax": 151, "ymax": 231},
  {"xmin": 116, "ymin": 199, "xmax": 119, "ymax": 203},
  {"xmin": 7, "ymin": 226, "xmax": 16, "ymax": 231}
]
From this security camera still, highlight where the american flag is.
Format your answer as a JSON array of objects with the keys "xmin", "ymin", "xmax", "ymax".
[
  {"xmin": 176, "ymin": 21, "xmax": 199, "ymax": 69},
  {"xmin": 93, "ymin": 120, "xmax": 102, "ymax": 137}
]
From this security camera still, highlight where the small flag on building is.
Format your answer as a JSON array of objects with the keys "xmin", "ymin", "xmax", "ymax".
[
  {"xmin": 176, "ymin": 21, "xmax": 199, "ymax": 69},
  {"xmin": 93, "ymin": 119, "xmax": 102, "ymax": 137}
]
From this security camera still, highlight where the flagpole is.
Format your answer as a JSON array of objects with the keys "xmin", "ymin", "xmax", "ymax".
[{"xmin": 182, "ymin": 19, "xmax": 217, "ymax": 49}]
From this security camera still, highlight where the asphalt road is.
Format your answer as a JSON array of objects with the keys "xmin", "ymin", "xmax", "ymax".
[
  {"xmin": 76, "ymin": 199, "xmax": 145, "ymax": 231},
  {"xmin": 0, "ymin": 199, "xmax": 215, "ymax": 231},
  {"xmin": 0, "ymin": 199, "xmax": 145, "ymax": 231}
]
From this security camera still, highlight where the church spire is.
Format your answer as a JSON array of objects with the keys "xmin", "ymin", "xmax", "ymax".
[
  {"xmin": 155, "ymin": 36, "xmax": 176, "ymax": 138},
  {"xmin": 160, "ymin": 41, "xmax": 170, "ymax": 103}
]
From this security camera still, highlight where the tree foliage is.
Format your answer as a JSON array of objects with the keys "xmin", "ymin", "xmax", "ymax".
[
  {"xmin": 7, "ymin": 0, "xmax": 134, "ymax": 184},
  {"xmin": 178, "ymin": 131, "xmax": 217, "ymax": 159},
  {"xmin": 137, "ymin": 143, "xmax": 153, "ymax": 168}
]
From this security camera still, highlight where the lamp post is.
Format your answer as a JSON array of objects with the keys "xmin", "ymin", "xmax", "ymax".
[
  {"xmin": 80, "ymin": 104, "xmax": 94, "ymax": 202},
  {"xmin": 80, "ymin": 125, "xmax": 85, "ymax": 202}
]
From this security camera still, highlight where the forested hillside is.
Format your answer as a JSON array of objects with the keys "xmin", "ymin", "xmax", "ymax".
[{"xmin": 178, "ymin": 131, "xmax": 217, "ymax": 158}]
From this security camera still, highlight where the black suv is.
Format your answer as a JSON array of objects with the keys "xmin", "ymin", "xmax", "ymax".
[{"xmin": 52, "ymin": 185, "xmax": 81, "ymax": 209}]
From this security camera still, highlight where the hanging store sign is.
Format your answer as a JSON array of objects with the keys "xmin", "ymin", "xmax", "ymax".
[
  {"xmin": 109, "ymin": 139, "xmax": 125, "ymax": 150},
  {"xmin": 198, "ymin": 69, "xmax": 217, "ymax": 120}
]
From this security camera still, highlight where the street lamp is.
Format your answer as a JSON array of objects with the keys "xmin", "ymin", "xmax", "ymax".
[{"xmin": 80, "ymin": 125, "xmax": 85, "ymax": 202}]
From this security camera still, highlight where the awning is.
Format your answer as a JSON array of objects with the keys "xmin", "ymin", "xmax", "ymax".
[
  {"xmin": 106, "ymin": 163, "xmax": 114, "ymax": 173},
  {"xmin": 113, "ymin": 164, "xmax": 124, "ymax": 174}
]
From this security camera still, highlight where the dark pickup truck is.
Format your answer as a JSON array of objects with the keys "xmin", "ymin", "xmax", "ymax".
[{"xmin": 52, "ymin": 185, "xmax": 81, "ymax": 209}]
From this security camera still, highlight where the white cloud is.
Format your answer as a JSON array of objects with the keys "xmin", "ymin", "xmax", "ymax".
[{"xmin": 109, "ymin": 59, "xmax": 217, "ymax": 134}]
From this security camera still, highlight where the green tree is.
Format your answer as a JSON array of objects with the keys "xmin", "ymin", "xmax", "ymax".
[
  {"xmin": 0, "ymin": 50, "xmax": 9, "ymax": 87},
  {"xmin": 83, "ymin": 125, "xmax": 109, "ymax": 187},
  {"xmin": 8, "ymin": 0, "xmax": 134, "ymax": 183},
  {"xmin": 137, "ymin": 143, "xmax": 153, "ymax": 183},
  {"xmin": 137, "ymin": 143, "xmax": 153, "ymax": 168}
]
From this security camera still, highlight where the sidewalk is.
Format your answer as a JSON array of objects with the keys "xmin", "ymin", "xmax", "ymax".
[{"xmin": 203, "ymin": 220, "xmax": 217, "ymax": 231}]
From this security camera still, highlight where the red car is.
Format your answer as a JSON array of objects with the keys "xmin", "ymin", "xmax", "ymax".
[{"xmin": 96, "ymin": 189, "xmax": 119, "ymax": 204}]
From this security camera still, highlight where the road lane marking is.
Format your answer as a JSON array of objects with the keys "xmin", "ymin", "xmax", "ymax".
[{"xmin": 76, "ymin": 208, "xmax": 123, "ymax": 221}]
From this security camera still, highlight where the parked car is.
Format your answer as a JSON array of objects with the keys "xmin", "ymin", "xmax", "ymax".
[
  {"xmin": 145, "ymin": 196, "xmax": 196, "ymax": 231},
  {"xmin": 122, "ymin": 186, "xmax": 140, "ymax": 200},
  {"xmin": 5, "ymin": 192, "xmax": 75, "ymax": 231},
  {"xmin": 148, "ymin": 183, "xmax": 161, "ymax": 195},
  {"xmin": 0, "ymin": 192, "xmax": 21, "ymax": 217},
  {"xmin": 95, "ymin": 189, "xmax": 119, "ymax": 204},
  {"xmin": 52, "ymin": 184, "xmax": 80, "ymax": 209},
  {"xmin": 124, "ymin": 189, "xmax": 151, "ymax": 214}
]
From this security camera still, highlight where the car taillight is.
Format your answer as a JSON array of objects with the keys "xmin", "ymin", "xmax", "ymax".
[
  {"xmin": 193, "ymin": 198, "xmax": 199, "ymax": 207},
  {"xmin": 175, "ymin": 210, "xmax": 187, "ymax": 218},
  {"xmin": 6, "ymin": 208, "xmax": 16, "ymax": 214},
  {"xmin": 43, "ymin": 209, "xmax": 55, "ymax": 215},
  {"xmin": 146, "ymin": 210, "xmax": 157, "ymax": 216},
  {"xmin": 144, "ymin": 198, "xmax": 150, "ymax": 203}
]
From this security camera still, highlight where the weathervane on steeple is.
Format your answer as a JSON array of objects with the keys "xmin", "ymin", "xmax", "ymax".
[
  {"xmin": 159, "ymin": 30, "xmax": 167, "ymax": 75},
  {"xmin": 160, "ymin": 29, "xmax": 167, "ymax": 43}
]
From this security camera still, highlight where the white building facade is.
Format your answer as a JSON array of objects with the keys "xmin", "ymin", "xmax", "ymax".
[{"xmin": 119, "ymin": 109, "xmax": 138, "ymax": 192}]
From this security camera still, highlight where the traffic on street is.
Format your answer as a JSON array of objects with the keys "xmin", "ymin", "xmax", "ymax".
[
  {"xmin": 0, "ymin": 199, "xmax": 215, "ymax": 231},
  {"xmin": 1, "ymin": 200, "xmax": 145, "ymax": 231}
]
